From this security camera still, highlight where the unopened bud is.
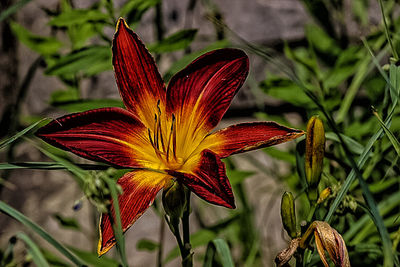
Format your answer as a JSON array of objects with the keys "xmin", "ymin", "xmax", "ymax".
[
  {"xmin": 305, "ymin": 116, "xmax": 325, "ymax": 202},
  {"xmin": 317, "ymin": 187, "xmax": 331, "ymax": 204},
  {"xmin": 162, "ymin": 180, "xmax": 187, "ymax": 220},
  {"xmin": 83, "ymin": 169, "xmax": 122, "ymax": 213},
  {"xmin": 300, "ymin": 221, "xmax": 350, "ymax": 267},
  {"xmin": 281, "ymin": 192, "xmax": 298, "ymax": 238}
]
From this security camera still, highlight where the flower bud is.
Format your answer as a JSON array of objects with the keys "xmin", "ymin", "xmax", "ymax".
[
  {"xmin": 162, "ymin": 180, "xmax": 187, "ymax": 220},
  {"xmin": 305, "ymin": 116, "xmax": 325, "ymax": 202},
  {"xmin": 281, "ymin": 191, "xmax": 298, "ymax": 238},
  {"xmin": 83, "ymin": 169, "xmax": 122, "ymax": 213},
  {"xmin": 300, "ymin": 221, "xmax": 350, "ymax": 267},
  {"xmin": 317, "ymin": 187, "xmax": 331, "ymax": 204}
]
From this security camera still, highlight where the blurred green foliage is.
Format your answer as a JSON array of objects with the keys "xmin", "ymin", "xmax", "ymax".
[{"xmin": 1, "ymin": 0, "xmax": 400, "ymax": 266}]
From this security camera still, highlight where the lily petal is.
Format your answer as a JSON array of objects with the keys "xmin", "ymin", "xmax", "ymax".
[
  {"xmin": 113, "ymin": 18, "xmax": 166, "ymax": 127},
  {"xmin": 35, "ymin": 108, "xmax": 158, "ymax": 169},
  {"xmin": 166, "ymin": 49, "xmax": 248, "ymax": 159},
  {"xmin": 200, "ymin": 122, "xmax": 305, "ymax": 158},
  {"xmin": 98, "ymin": 170, "xmax": 169, "ymax": 255},
  {"xmin": 169, "ymin": 150, "xmax": 235, "ymax": 209}
]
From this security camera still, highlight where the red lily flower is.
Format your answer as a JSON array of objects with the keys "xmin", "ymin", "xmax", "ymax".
[{"xmin": 35, "ymin": 18, "xmax": 304, "ymax": 255}]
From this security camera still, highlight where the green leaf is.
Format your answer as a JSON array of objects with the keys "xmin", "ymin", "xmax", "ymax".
[
  {"xmin": 45, "ymin": 46, "xmax": 112, "ymax": 76},
  {"xmin": 0, "ymin": 119, "xmax": 48, "ymax": 150},
  {"xmin": 0, "ymin": 0, "xmax": 32, "ymax": 22},
  {"xmin": 225, "ymin": 169, "xmax": 253, "ymax": 186},
  {"xmin": 49, "ymin": 9, "xmax": 109, "ymax": 27},
  {"xmin": 104, "ymin": 177, "xmax": 128, "ymax": 267},
  {"xmin": 52, "ymin": 214, "xmax": 80, "ymax": 230},
  {"xmin": 0, "ymin": 162, "xmax": 111, "ymax": 170},
  {"xmin": 259, "ymin": 75, "xmax": 313, "ymax": 107},
  {"xmin": 263, "ymin": 147, "xmax": 296, "ymax": 165},
  {"xmin": 325, "ymin": 132, "xmax": 365, "ymax": 155},
  {"xmin": 50, "ymin": 88, "xmax": 80, "ymax": 103},
  {"xmin": 305, "ymin": 24, "xmax": 340, "ymax": 55},
  {"xmin": 68, "ymin": 247, "xmax": 120, "ymax": 267},
  {"xmin": 32, "ymin": 142, "xmax": 87, "ymax": 186},
  {"xmin": 41, "ymin": 249, "xmax": 70, "ymax": 267},
  {"xmin": 10, "ymin": 22, "xmax": 62, "ymax": 56},
  {"xmin": 16, "ymin": 232, "xmax": 50, "ymax": 267},
  {"xmin": 136, "ymin": 239, "xmax": 159, "ymax": 251},
  {"xmin": 0, "ymin": 201, "xmax": 85, "ymax": 266},
  {"xmin": 203, "ymin": 239, "xmax": 234, "ymax": 267},
  {"xmin": 389, "ymin": 64, "xmax": 400, "ymax": 108},
  {"xmin": 372, "ymin": 110, "xmax": 400, "ymax": 157},
  {"xmin": 51, "ymin": 99, "xmax": 124, "ymax": 113},
  {"xmin": 164, "ymin": 40, "xmax": 230, "ymax": 82},
  {"xmin": 164, "ymin": 229, "xmax": 216, "ymax": 263},
  {"xmin": 1, "ymin": 236, "xmax": 17, "ymax": 266},
  {"xmin": 148, "ymin": 29, "xmax": 197, "ymax": 53},
  {"xmin": 120, "ymin": 0, "xmax": 160, "ymax": 24}
]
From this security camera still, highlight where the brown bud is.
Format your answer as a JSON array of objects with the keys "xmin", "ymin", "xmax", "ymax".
[{"xmin": 300, "ymin": 221, "xmax": 350, "ymax": 267}]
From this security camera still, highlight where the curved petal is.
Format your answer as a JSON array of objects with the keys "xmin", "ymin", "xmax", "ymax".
[
  {"xmin": 199, "ymin": 122, "xmax": 304, "ymax": 158},
  {"xmin": 166, "ymin": 49, "xmax": 249, "ymax": 160},
  {"xmin": 98, "ymin": 170, "xmax": 169, "ymax": 255},
  {"xmin": 169, "ymin": 150, "xmax": 235, "ymax": 209},
  {"xmin": 35, "ymin": 108, "xmax": 158, "ymax": 169},
  {"xmin": 113, "ymin": 18, "xmax": 166, "ymax": 127}
]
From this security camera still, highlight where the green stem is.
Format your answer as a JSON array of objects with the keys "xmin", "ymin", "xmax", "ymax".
[
  {"xmin": 157, "ymin": 214, "xmax": 165, "ymax": 267},
  {"xmin": 163, "ymin": 187, "xmax": 193, "ymax": 266},
  {"xmin": 181, "ymin": 190, "xmax": 193, "ymax": 267},
  {"xmin": 306, "ymin": 203, "xmax": 317, "ymax": 223}
]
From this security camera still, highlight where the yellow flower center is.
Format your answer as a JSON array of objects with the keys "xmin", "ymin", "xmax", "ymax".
[{"xmin": 147, "ymin": 101, "xmax": 184, "ymax": 171}]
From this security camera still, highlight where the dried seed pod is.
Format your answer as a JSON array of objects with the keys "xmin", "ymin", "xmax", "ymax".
[{"xmin": 300, "ymin": 221, "xmax": 351, "ymax": 267}]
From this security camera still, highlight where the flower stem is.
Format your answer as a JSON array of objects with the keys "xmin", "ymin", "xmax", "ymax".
[
  {"xmin": 164, "ymin": 189, "xmax": 193, "ymax": 267},
  {"xmin": 181, "ymin": 191, "xmax": 193, "ymax": 267}
]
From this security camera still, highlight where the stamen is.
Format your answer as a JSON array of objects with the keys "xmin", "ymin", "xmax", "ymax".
[
  {"xmin": 172, "ymin": 114, "xmax": 177, "ymax": 159},
  {"xmin": 153, "ymin": 114, "xmax": 158, "ymax": 147},
  {"xmin": 148, "ymin": 128, "xmax": 163, "ymax": 160},
  {"xmin": 166, "ymin": 114, "xmax": 175, "ymax": 161},
  {"xmin": 157, "ymin": 101, "xmax": 165, "ymax": 151}
]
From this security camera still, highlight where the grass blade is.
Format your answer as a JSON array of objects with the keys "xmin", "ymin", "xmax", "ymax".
[
  {"xmin": 372, "ymin": 109, "xmax": 400, "ymax": 157},
  {"xmin": 0, "ymin": 0, "xmax": 32, "ymax": 22},
  {"xmin": 0, "ymin": 162, "xmax": 112, "ymax": 170},
  {"xmin": 104, "ymin": 177, "xmax": 128, "ymax": 267},
  {"xmin": 16, "ymin": 232, "xmax": 50, "ymax": 267},
  {"xmin": 0, "ymin": 119, "xmax": 47, "ymax": 150},
  {"xmin": 203, "ymin": 239, "xmax": 234, "ymax": 267},
  {"xmin": 0, "ymin": 201, "xmax": 85, "ymax": 266}
]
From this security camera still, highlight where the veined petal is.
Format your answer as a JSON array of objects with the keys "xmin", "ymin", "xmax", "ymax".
[
  {"xmin": 166, "ymin": 49, "xmax": 249, "ymax": 159},
  {"xmin": 35, "ymin": 108, "xmax": 158, "ymax": 169},
  {"xmin": 98, "ymin": 170, "xmax": 169, "ymax": 255},
  {"xmin": 200, "ymin": 122, "xmax": 304, "ymax": 158},
  {"xmin": 113, "ymin": 18, "xmax": 166, "ymax": 128},
  {"xmin": 169, "ymin": 150, "xmax": 235, "ymax": 209}
]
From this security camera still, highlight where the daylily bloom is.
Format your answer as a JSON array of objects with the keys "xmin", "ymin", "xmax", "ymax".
[{"xmin": 35, "ymin": 18, "xmax": 304, "ymax": 255}]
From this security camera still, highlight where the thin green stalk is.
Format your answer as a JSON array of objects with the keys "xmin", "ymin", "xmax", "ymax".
[
  {"xmin": 157, "ymin": 214, "xmax": 165, "ymax": 267},
  {"xmin": 181, "ymin": 190, "xmax": 193, "ymax": 267},
  {"xmin": 104, "ymin": 177, "xmax": 128, "ymax": 267},
  {"xmin": 306, "ymin": 203, "xmax": 317, "ymax": 223},
  {"xmin": 0, "ymin": 201, "xmax": 84, "ymax": 266},
  {"xmin": 379, "ymin": 0, "xmax": 398, "ymax": 60}
]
